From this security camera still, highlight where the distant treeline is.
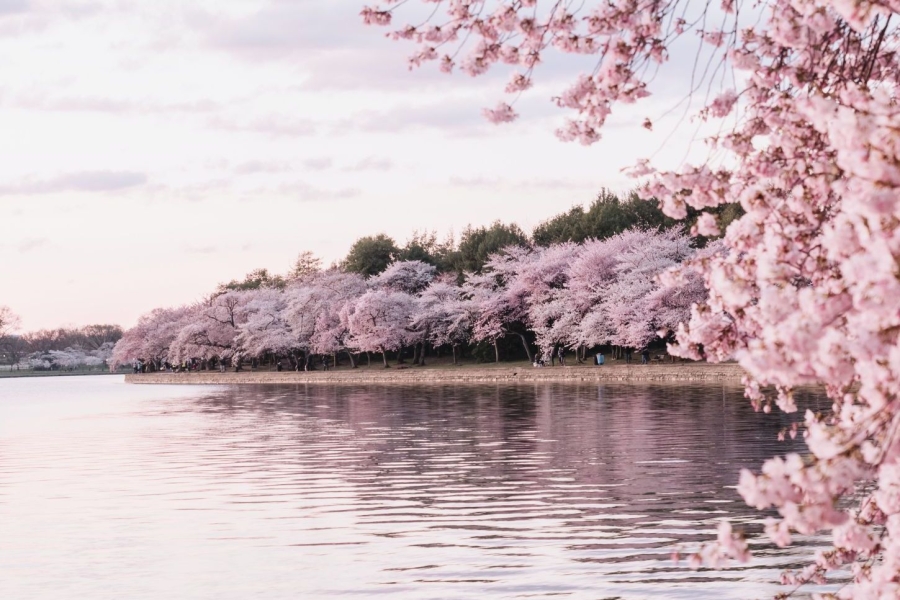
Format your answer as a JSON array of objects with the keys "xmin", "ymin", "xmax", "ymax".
[
  {"xmin": 219, "ymin": 190, "xmax": 740, "ymax": 291},
  {"xmin": 110, "ymin": 189, "xmax": 725, "ymax": 371},
  {"xmin": 0, "ymin": 324, "xmax": 124, "ymax": 369},
  {"xmin": 4, "ymin": 190, "xmax": 732, "ymax": 370}
]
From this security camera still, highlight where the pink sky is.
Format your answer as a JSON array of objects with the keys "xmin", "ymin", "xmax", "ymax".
[{"xmin": 0, "ymin": 0, "xmax": 709, "ymax": 331}]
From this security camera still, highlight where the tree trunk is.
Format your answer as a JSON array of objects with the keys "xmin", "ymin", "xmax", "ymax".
[
  {"xmin": 417, "ymin": 326, "xmax": 430, "ymax": 365},
  {"xmin": 396, "ymin": 346, "xmax": 404, "ymax": 365},
  {"xmin": 451, "ymin": 344, "xmax": 457, "ymax": 365},
  {"xmin": 346, "ymin": 350, "xmax": 357, "ymax": 368},
  {"xmin": 411, "ymin": 343, "xmax": 420, "ymax": 365},
  {"xmin": 366, "ymin": 352, "xmax": 371, "ymax": 367},
  {"xmin": 381, "ymin": 348, "xmax": 389, "ymax": 368},
  {"xmin": 514, "ymin": 332, "xmax": 533, "ymax": 363},
  {"xmin": 494, "ymin": 339, "xmax": 500, "ymax": 363}
]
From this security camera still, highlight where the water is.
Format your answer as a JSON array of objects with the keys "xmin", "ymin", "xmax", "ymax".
[{"xmin": 0, "ymin": 376, "xmax": 828, "ymax": 599}]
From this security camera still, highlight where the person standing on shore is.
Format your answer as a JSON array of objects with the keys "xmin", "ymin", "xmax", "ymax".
[
  {"xmin": 558, "ymin": 346, "xmax": 565, "ymax": 367},
  {"xmin": 625, "ymin": 349, "xmax": 632, "ymax": 364},
  {"xmin": 641, "ymin": 349, "xmax": 650, "ymax": 365}
]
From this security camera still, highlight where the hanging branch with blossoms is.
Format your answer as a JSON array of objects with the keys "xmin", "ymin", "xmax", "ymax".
[{"xmin": 362, "ymin": 0, "xmax": 900, "ymax": 596}]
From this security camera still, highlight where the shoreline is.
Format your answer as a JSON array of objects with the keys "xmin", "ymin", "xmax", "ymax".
[
  {"xmin": 125, "ymin": 362, "xmax": 745, "ymax": 385},
  {"xmin": 1, "ymin": 370, "xmax": 123, "ymax": 379}
]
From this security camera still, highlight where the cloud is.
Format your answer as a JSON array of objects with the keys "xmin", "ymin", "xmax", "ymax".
[
  {"xmin": 233, "ymin": 160, "xmax": 292, "ymax": 175},
  {"xmin": 272, "ymin": 181, "xmax": 360, "ymax": 202},
  {"xmin": 342, "ymin": 156, "xmax": 392, "ymax": 172},
  {"xmin": 207, "ymin": 115, "xmax": 317, "ymax": 137},
  {"xmin": 338, "ymin": 92, "xmax": 563, "ymax": 137},
  {"xmin": 303, "ymin": 157, "xmax": 333, "ymax": 170},
  {"xmin": 449, "ymin": 175, "xmax": 603, "ymax": 193},
  {"xmin": 12, "ymin": 92, "xmax": 220, "ymax": 116},
  {"xmin": 339, "ymin": 102, "xmax": 492, "ymax": 136},
  {"xmin": 0, "ymin": 0, "xmax": 29, "ymax": 16},
  {"xmin": 0, "ymin": 171, "xmax": 148, "ymax": 195},
  {"xmin": 194, "ymin": 0, "xmax": 497, "ymax": 95},
  {"xmin": 146, "ymin": 179, "xmax": 232, "ymax": 203},
  {"xmin": 182, "ymin": 244, "xmax": 218, "ymax": 255},
  {"xmin": 16, "ymin": 237, "xmax": 48, "ymax": 252},
  {"xmin": 0, "ymin": 1, "xmax": 103, "ymax": 36},
  {"xmin": 199, "ymin": 0, "xmax": 380, "ymax": 57}
]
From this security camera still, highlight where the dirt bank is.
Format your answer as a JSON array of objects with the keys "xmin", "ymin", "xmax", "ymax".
[{"xmin": 125, "ymin": 362, "xmax": 744, "ymax": 385}]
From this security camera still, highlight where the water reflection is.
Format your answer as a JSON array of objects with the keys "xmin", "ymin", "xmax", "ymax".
[{"xmin": 0, "ymin": 377, "xmax": 828, "ymax": 599}]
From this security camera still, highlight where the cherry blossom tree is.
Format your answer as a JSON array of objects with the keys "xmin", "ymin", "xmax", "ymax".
[
  {"xmin": 170, "ymin": 291, "xmax": 254, "ymax": 367},
  {"xmin": 413, "ymin": 279, "xmax": 472, "ymax": 364},
  {"xmin": 370, "ymin": 260, "xmax": 437, "ymax": 294},
  {"xmin": 236, "ymin": 288, "xmax": 296, "ymax": 359},
  {"xmin": 345, "ymin": 289, "xmax": 416, "ymax": 367},
  {"xmin": 557, "ymin": 230, "xmax": 647, "ymax": 352},
  {"xmin": 111, "ymin": 305, "xmax": 196, "ymax": 369},
  {"xmin": 599, "ymin": 228, "xmax": 695, "ymax": 349},
  {"xmin": 369, "ymin": 260, "xmax": 439, "ymax": 363},
  {"xmin": 463, "ymin": 246, "xmax": 537, "ymax": 362},
  {"xmin": 0, "ymin": 306, "xmax": 22, "ymax": 367},
  {"xmin": 291, "ymin": 270, "xmax": 368, "ymax": 368},
  {"xmin": 363, "ymin": 0, "xmax": 900, "ymax": 594},
  {"xmin": 0, "ymin": 305, "xmax": 20, "ymax": 339},
  {"xmin": 511, "ymin": 242, "xmax": 578, "ymax": 359},
  {"xmin": 24, "ymin": 345, "xmax": 112, "ymax": 371}
]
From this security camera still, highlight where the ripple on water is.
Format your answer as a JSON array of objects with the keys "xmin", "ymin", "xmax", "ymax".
[{"xmin": 0, "ymin": 376, "xmax": 833, "ymax": 599}]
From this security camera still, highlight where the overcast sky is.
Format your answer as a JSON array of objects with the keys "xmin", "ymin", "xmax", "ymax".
[{"xmin": 0, "ymin": 0, "xmax": 715, "ymax": 331}]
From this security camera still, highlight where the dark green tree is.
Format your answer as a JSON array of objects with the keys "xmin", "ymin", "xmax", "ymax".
[
  {"xmin": 453, "ymin": 221, "xmax": 529, "ymax": 274},
  {"xmin": 219, "ymin": 268, "xmax": 287, "ymax": 292},
  {"xmin": 343, "ymin": 234, "xmax": 399, "ymax": 277},
  {"xmin": 289, "ymin": 250, "xmax": 323, "ymax": 280},
  {"xmin": 398, "ymin": 230, "xmax": 457, "ymax": 273},
  {"xmin": 533, "ymin": 189, "xmax": 678, "ymax": 245},
  {"xmin": 533, "ymin": 188, "xmax": 742, "ymax": 246}
]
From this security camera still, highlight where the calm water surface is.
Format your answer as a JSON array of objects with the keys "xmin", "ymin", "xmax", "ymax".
[{"xmin": 0, "ymin": 376, "xmax": 828, "ymax": 599}]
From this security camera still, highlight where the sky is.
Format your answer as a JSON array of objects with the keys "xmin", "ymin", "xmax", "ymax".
[{"xmin": 0, "ymin": 0, "xmax": 718, "ymax": 331}]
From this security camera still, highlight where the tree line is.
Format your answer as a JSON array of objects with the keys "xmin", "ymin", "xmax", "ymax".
[
  {"xmin": 4, "ymin": 190, "xmax": 726, "ymax": 371},
  {"xmin": 217, "ymin": 189, "xmax": 737, "ymax": 290},
  {"xmin": 112, "ymin": 226, "xmax": 712, "ymax": 371},
  {"xmin": 0, "ymin": 317, "xmax": 123, "ymax": 370}
]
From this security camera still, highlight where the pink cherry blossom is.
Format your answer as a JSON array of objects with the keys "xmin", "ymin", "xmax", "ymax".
[{"xmin": 364, "ymin": 0, "xmax": 900, "ymax": 594}]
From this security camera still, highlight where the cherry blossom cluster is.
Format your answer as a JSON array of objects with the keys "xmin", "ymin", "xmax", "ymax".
[
  {"xmin": 18, "ymin": 344, "xmax": 114, "ymax": 371},
  {"xmin": 112, "ymin": 227, "xmax": 702, "ymax": 370},
  {"xmin": 361, "ymin": 0, "xmax": 900, "ymax": 595}
]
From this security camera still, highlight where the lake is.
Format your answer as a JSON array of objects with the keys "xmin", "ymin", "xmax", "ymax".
[{"xmin": 0, "ymin": 376, "xmax": 827, "ymax": 599}]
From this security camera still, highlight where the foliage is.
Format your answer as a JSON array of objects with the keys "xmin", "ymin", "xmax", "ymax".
[
  {"xmin": 0, "ymin": 306, "xmax": 20, "ymax": 339},
  {"xmin": 370, "ymin": 260, "xmax": 437, "ymax": 294},
  {"xmin": 345, "ymin": 290, "xmax": 416, "ymax": 365},
  {"xmin": 218, "ymin": 268, "xmax": 287, "ymax": 292},
  {"xmin": 396, "ymin": 230, "xmax": 457, "ymax": 272},
  {"xmin": 363, "ymin": 0, "xmax": 900, "ymax": 594},
  {"xmin": 115, "ymin": 227, "xmax": 700, "ymax": 370},
  {"xmin": 533, "ymin": 190, "xmax": 674, "ymax": 245},
  {"xmin": 342, "ymin": 233, "xmax": 400, "ymax": 277},
  {"xmin": 452, "ymin": 220, "xmax": 530, "ymax": 274},
  {"xmin": 22, "ymin": 344, "xmax": 114, "ymax": 371},
  {"xmin": 534, "ymin": 190, "xmax": 742, "ymax": 247},
  {"xmin": 289, "ymin": 251, "xmax": 323, "ymax": 281}
]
